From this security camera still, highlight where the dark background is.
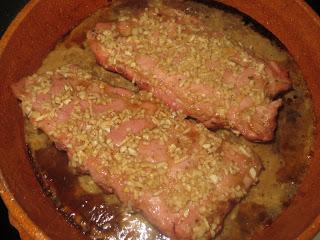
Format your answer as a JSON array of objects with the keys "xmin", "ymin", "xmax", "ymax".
[{"xmin": 0, "ymin": 0, "xmax": 319, "ymax": 239}]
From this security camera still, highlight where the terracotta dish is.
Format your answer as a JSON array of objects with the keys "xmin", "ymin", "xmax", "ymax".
[{"xmin": 0, "ymin": 0, "xmax": 319, "ymax": 239}]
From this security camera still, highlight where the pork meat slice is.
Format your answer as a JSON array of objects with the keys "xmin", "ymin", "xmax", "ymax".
[
  {"xmin": 87, "ymin": 5, "xmax": 291, "ymax": 142},
  {"xmin": 13, "ymin": 65, "xmax": 261, "ymax": 239}
]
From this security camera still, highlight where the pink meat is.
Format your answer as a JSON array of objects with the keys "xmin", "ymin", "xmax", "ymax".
[
  {"xmin": 87, "ymin": 5, "xmax": 291, "ymax": 142},
  {"xmin": 13, "ymin": 65, "xmax": 261, "ymax": 239}
]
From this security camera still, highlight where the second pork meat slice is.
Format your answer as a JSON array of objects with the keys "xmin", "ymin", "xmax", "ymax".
[
  {"xmin": 13, "ymin": 65, "xmax": 261, "ymax": 239},
  {"xmin": 87, "ymin": 5, "xmax": 291, "ymax": 142}
]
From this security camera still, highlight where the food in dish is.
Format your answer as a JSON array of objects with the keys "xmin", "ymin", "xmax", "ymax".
[
  {"xmin": 14, "ymin": 0, "xmax": 314, "ymax": 239},
  {"xmin": 88, "ymin": 5, "xmax": 291, "ymax": 142},
  {"xmin": 13, "ymin": 65, "xmax": 261, "ymax": 239}
]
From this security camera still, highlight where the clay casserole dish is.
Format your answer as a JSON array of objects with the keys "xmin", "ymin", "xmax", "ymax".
[{"xmin": 0, "ymin": 0, "xmax": 319, "ymax": 239}]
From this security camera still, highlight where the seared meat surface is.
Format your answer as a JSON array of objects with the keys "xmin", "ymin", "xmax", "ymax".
[
  {"xmin": 13, "ymin": 65, "xmax": 261, "ymax": 239},
  {"xmin": 88, "ymin": 5, "xmax": 291, "ymax": 141}
]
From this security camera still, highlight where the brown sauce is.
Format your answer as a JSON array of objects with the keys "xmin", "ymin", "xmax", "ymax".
[
  {"xmin": 25, "ymin": 0, "xmax": 314, "ymax": 239},
  {"xmin": 33, "ymin": 146, "xmax": 122, "ymax": 237}
]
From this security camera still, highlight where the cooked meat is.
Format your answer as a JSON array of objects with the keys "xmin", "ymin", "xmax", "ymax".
[
  {"xmin": 12, "ymin": 65, "xmax": 261, "ymax": 239},
  {"xmin": 87, "ymin": 5, "xmax": 291, "ymax": 142}
]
